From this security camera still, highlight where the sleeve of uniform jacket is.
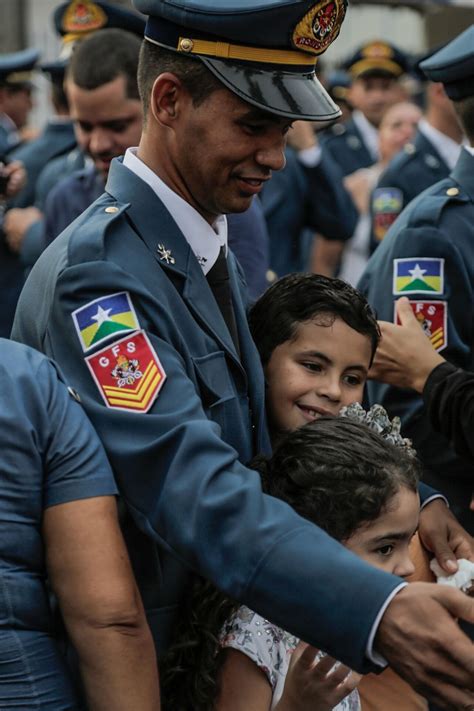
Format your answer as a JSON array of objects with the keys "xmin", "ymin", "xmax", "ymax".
[{"xmin": 12, "ymin": 206, "xmax": 404, "ymax": 675}]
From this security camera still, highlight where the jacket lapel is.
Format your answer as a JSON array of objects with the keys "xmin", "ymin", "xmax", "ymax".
[
  {"xmin": 105, "ymin": 159, "xmax": 241, "ymax": 363},
  {"xmin": 451, "ymin": 148, "xmax": 474, "ymax": 202}
]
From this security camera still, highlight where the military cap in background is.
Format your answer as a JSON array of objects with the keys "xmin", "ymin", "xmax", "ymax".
[
  {"xmin": 54, "ymin": 0, "xmax": 145, "ymax": 58},
  {"xmin": 343, "ymin": 40, "xmax": 410, "ymax": 79},
  {"xmin": 419, "ymin": 24, "xmax": 474, "ymax": 100},
  {"xmin": 0, "ymin": 49, "xmax": 40, "ymax": 89},
  {"xmin": 326, "ymin": 69, "xmax": 351, "ymax": 102},
  {"xmin": 133, "ymin": 0, "xmax": 348, "ymax": 122}
]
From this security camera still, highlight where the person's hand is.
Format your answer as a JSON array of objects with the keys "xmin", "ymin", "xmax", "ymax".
[
  {"xmin": 287, "ymin": 120, "xmax": 318, "ymax": 151},
  {"xmin": 376, "ymin": 582, "xmax": 474, "ymax": 710},
  {"xmin": 418, "ymin": 498, "xmax": 473, "ymax": 574},
  {"xmin": 0, "ymin": 160, "xmax": 26, "ymax": 198},
  {"xmin": 369, "ymin": 297, "xmax": 445, "ymax": 393},
  {"xmin": 275, "ymin": 642, "xmax": 361, "ymax": 711},
  {"xmin": 3, "ymin": 206, "xmax": 42, "ymax": 253}
]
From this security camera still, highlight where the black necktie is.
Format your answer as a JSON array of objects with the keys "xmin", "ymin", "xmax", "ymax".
[{"xmin": 206, "ymin": 246, "xmax": 240, "ymax": 355}]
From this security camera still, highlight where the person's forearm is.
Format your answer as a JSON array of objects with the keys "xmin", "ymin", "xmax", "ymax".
[{"xmin": 67, "ymin": 612, "xmax": 160, "ymax": 710}]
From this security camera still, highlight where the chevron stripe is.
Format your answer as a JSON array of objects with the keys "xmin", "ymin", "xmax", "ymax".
[
  {"xmin": 107, "ymin": 370, "xmax": 163, "ymax": 409},
  {"xmin": 104, "ymin": 363, "xmax": 161, "ymax": 402}
]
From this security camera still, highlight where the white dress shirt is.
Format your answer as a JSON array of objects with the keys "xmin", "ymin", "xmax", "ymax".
[
  {"xmin": 418, "ymin": 118, "xmax": 464, "ymax": 171},
  {"xmin": 352, "ymin": 110, "xmax": 379, "ymax": 162},
  {"xmin": 123, "ymin": 147, "xmax": 227, "ymax": 275}
]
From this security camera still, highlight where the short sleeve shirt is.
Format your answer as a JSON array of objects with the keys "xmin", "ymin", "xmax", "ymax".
[{"xmin": 0, "ymin": 339, "xmax": 117, "ymax": 631}]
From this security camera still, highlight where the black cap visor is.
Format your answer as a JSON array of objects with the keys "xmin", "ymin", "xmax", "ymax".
[{"xmin": 200, "ymin": 56, "xmax": 341, "ymax": 124}]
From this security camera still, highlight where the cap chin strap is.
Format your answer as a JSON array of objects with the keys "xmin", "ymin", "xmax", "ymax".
[{"xmin": 145, "ymin": 34, "xmax": 317, "ymax": 68}]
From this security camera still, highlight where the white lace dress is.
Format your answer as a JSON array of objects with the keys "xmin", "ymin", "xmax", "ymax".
[{"xmin": 219, "ymin": 605, "xmax": 361, "ymax": 710}]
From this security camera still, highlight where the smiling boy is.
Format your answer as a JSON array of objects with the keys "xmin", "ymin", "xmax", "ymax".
[{"xmin": 248, "ymin": 273, "xmax": 379, "ymax": 438}]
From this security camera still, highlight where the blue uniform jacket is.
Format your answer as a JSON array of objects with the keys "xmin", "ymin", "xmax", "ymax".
[
  {"xmin": 369, "ymin": 129, "xmax": 450, "ymax": 253},
  {"xmin": 13, "ymin": 157, "xmax": 425, "ymax": 670},
  {"xmin": 260, "ymin": 147, "xmax": 358, "ymax": 276},
  {"xmin": 320, "ymin": 118, "xmax": 374, "ymax": 177},
  {"xmin": 9, "ymin": 121, "xmax": 77, "ymax": 208},
  {"xmin": 359, "ymin": 147, "xmax": 474, "ymax": 530}
]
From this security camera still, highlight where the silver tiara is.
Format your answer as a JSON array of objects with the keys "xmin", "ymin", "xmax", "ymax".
[{"xmin": 339, "ymin": 402, "xmax": 415, "ymax": 455}]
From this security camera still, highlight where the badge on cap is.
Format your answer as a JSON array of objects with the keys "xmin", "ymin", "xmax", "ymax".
[
  {"xmin": 72, "ymin": 292, "xmax": 140, "ymax": 353},
  {"xmin": 393, "ymin": 258, "xmax": 444, "ymax": 296},
  {"xmin": 85, "ymin": 330, "xmax": 166, "ymax": 412},
  {"xmin": 292, "ymin": 0, "xmax": 346, "ymax": 55},
  {"xmin": 62, "ymin": 1, "xmax": 107, "ymax": 33},
  {"xmin": 372, "ymin": 187, "xmax": 403, "ymax": 242},
  {"xmin": 394, "ymin": 300, "xmax": 447, "ymax": 352}
]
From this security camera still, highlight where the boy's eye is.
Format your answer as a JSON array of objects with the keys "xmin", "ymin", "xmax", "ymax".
[
  {"xmin": 301, "ymin": 361, "xmax": 322, "ymax": 373},
  {"xmin": 377, "ymin": 545, "xmax": 394, "ymax": 557},
  {"xmin": 343, "ymin": 374, "xmax": 363, "ymax": 387}
]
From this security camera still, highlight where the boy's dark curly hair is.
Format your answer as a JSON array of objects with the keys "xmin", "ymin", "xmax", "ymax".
[
  {"xmin": 248, "ymin": 273, "xmax": 381, "ymax": 367},
  {"xmin": 160, "ymin": 418, "xmax": 421, "ymax": 708}
]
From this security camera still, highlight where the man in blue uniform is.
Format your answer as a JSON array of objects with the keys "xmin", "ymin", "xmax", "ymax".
[
  {"xmin": 0, "ymin": 49, "xmax": 38, "ymax": 155},
  {"xmin": 359, "ymin": 25, "xmax": 474, "ymax": 534},
  {"xmin": 370, "ymin": 64, "xmax": 465, "ymax": 251},
  {"xmin": 321, "ymin": 41, "xmax": 409, "ymax": 176},
  {"xmin": 12, "ymin": 3, "xmax": 474, "ymax": 707},
  {"xmin": 260, "ymin": 120, "xmax": 358, "ymax": 277}
]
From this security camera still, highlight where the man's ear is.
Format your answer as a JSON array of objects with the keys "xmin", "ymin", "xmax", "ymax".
[{"xmin": 150, "ymin": 72, "xmax": 186, "ymax": 126}]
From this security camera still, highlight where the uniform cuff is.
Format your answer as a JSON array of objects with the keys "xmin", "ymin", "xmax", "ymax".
[{"xmin": 366, "ymin": 582, "xmax": 407, "ymax": 666}]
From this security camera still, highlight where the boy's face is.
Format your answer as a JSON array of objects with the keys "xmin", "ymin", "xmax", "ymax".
[
  {"xmin": 265, "ymin": 315, "xmax": 372, "ymax": 435},
  {"xmin": 345, "ymin": 486, "xmax": 420, "ymax": 578}
]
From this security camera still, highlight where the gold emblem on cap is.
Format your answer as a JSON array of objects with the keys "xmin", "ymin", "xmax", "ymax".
[
  {"xmin": 446, "ymin": 187, "xmax": 459, "ymax": 196},
  {"xmin": 179, "ymin": 38, "xmax": 194, "ymax": 53},
  {"xmin": 292, "ymin": 0, "xmax": 346, "ymax": 56},
  {"xmin": 62, "ymin": 0, "xmax": 107, "ymax": 34},
  {"xmin": 105, "ymin": 206, "xmax": 119, "ymax": 213},
  {"xmin": 362, "ymin": 41, "xmax": 393, "ymax": 59}
]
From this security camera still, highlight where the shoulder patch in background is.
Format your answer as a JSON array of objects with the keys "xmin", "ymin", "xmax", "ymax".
[
  {"xmin": 85, "ymin": 331, "xmax": 166, "ymax": 412},
  {"xmin": 72, "ymin": 292, "xmax": 140, "ymax": 352},
  {"xmin": 372, "ymin": 187, "xmax": 403, "ymax": 242},
  {"xmin": 393, "ymin": 258, "xmax": 444, "ymax": 296},
  {"xmin": 394, "ymin": 300, "xmax": 447, "ymax": 352}
]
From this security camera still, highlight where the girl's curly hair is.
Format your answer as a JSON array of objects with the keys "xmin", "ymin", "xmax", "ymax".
[{"xmin": 160, "ymin": 416, "xmax": 421, "ymax": 709}]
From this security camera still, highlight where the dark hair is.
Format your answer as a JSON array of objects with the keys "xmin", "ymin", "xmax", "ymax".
[
  {"xmin": 249, "ymin": 273, "xmax": 380, "ymax": 367},
  {"xmin": 160, "ymin": 417, "xmax": 420, "ymax": 709},
  {"xmin": 453, "ymin": 95, "xmax": 474, "ymax": 144},
  {"xmin": 137, "ymin": 41, "xmax": 222, "ymax": 119},
  {"xmin": 51, "ymin": 78, "xmax": 69, "ymax": 113},
  {"xmin": 66, "ymin": 28, "xmax": 141, "ymax": 100}
]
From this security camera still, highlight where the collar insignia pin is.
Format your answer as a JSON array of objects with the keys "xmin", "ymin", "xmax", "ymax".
[{"xmin": 157, "ymin": 244, "xmax": 175, "ymax": 265}]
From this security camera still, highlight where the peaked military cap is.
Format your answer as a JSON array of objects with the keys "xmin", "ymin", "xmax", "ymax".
[
  {"xmin": 326, "ymin": 69, "xmax": 351, "ymax": 101},
  {"xmin": 133, "ymin": 0, "xmax": 348, "ymax": 122},
  {"xmin": 343, "ymin": 40, "xmax": 409, "ymax": 79},
  {"xmin": 54, "ymin": 1, "xmax": 145, "ymax": 48},
  {"xmin": 0, "ymin": 48, "xmax": 39, "ymax": 88},
  {"xmin": 419, "ymin": 25, "xmax": 474, "ymax": 100}
]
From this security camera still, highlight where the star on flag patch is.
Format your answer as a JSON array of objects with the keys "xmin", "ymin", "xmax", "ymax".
[
  {"xmin": 72, "ymin": 292, "xmax": 140, "ymax": 352},
  {"xmin": 85, "ymin": 331, "xmax": 166, "ymax": 412},
  {"xmin": 393, "ymin": 258, "xmax": 444, "ymax": 296},
  {"xmin": 395, "ymin": 300, "xmax": 447, "ymax": 352}
]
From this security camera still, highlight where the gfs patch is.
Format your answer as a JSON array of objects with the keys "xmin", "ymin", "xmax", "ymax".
[
  {"xmin": 393, "ymin": 258, "xmax": 444, "ymax": 296},
  {"xmin": 372, "ymin": 187, "xmax": 403, "ymax": 242},
  {"xmin": 85, "ymin": 331, "xmax": 166, "ymax": 412},
  {"xmin": 395, "ymin": 300, "xmax": 447, "ymax": 352}
]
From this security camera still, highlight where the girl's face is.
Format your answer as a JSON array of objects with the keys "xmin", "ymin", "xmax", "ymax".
[{"xmin": 344, "ymin": 486, "xmax": 420, "ymax": 578}]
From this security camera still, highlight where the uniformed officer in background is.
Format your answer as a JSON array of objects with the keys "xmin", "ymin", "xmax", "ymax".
[
  {"xmin": 359, "ymin": 24, "xmax": 474, "ymax": 534},
  {"xmin": 12, "ymin": 3, "xmax": 474, "ymax": 708},
  {"xmin": 0, "ymin": 48, "xmax": 38, "ymax": 154},
  {"xmin": 321, "ymin": 40, "xmax": 409, "ymax": 176},
  {"xmin": 369, "ymin": 51, "xmax": 465, "ymax": 252}
]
